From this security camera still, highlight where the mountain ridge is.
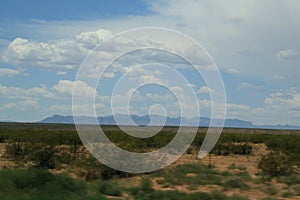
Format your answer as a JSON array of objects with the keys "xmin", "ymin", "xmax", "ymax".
[{"xmin": 39, "ymin": 114, "xmax": 300, "ymax": 130}]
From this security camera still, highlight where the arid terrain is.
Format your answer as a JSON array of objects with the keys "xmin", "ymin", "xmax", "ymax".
[{"xmin": 0, "ymin": 123, "xmax": 300, "ymax": 199}]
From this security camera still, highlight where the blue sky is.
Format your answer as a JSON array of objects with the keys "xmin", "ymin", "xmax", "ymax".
[{"xmin": 0, "ymin": 0, "xmax": 300, "ymax": 125}]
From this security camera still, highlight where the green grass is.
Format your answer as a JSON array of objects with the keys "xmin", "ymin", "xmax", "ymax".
[
  {"xmin": 132, "ymin": 190, "xmax": 248, "ymax": 200},
  {"xmin": 228, "ymin": 163, "xmax": 247, "ymax": 171},
  {"xmin": 95, "ymin": 181, "xmax": 122, "ymax": 196},
  {"xmin": 0, "ymin": 168, "xmax": 106, "ymax": 200},
  {"xmin": 152, "ymin": 164, "xmax": 224, "ymax": 186}
]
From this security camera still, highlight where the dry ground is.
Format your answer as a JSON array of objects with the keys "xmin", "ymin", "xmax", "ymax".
[{"xmin": 1, "ymin": 142, "xmax": 300, "ymax": 200}]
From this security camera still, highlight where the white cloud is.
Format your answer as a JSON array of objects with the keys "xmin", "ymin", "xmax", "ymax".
[
  {"xmin": 75, "ymin": 29, "xmax": 111, "ymax": 49},
  {"xmin": 0, "ymin": 29, "xmax": 112, "ymax": 71},
  {"xmin": 52, "ymin": 79, "xmax": 96, "ymax": 97},
  {"xmin": 0, "ymin": 79, "xmax": 97, "ymax": 101},
  {"xmin": 246, "ymin": 88, "xmax": 300, "ymax": 125},
  {"xmin": 102, "ymin": 72, "xmax": 115, "ymax": 78},
  {"xmin": 198, "ymin": 86, "xmax": 216, "ymax": 95},
  {"xmin": 238, "ymin": 82, "xmax": 266, "ymax": 92},
  {"xmin": 0, "ymin": 68, "xmax": 20, "ymax": 77},
  {"xmin": 0, "ymin": 26, "xmax": 218, "ymax": 78},
  {"xmin": 47, "ymin": 104, "xmax": 72, "ymax": 115},
  {"xmin": 0, "ymin": 99, "xmax": 39, "ymax": 111},
  {"xmin": 228, "ymin": 68, "xmax": 239, "ymax": 75},
  {"xmin": 264, "ymin": 87, "xmax": 300, "ymax": 110},
  {"xmin": 138, "ymin": 75, "xmax": 168, "ymax": 85},
  {"xmin": 0, "ymin": 83, "xmax": 54, "ymax": 99},
  {"xmin": 276, "ymin": 49, "xmax": 299, "ymax": 61},
  {"xmin": 56, "ymin": 71, "xmax": 67, "ymax": 75}
]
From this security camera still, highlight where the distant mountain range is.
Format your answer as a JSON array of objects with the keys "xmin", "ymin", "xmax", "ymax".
[{"xmin": 39, "ymin": 114, "xmax": 300, "ymax": 130}]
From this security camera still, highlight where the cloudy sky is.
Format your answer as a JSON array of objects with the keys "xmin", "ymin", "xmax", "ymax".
[{"xmin": 0, "ymin": 0, "xmax": 300, "ymax": 125}]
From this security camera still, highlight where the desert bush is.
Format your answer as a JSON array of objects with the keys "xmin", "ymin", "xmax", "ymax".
[
  {"xmin": 31, "ymin": 145, "xmax": 57, "ymax": 169},
  {"xmin": 152, "ymin": 164, "xmax": 223, "ymax": 186},
  {"xmin": 0, "ymin": 168, "xmax": 105, "ymax": 200},
  {"xmin": 97, "ymin": 181, "xmax": 122, "ymax": 196},
  {"xmin": 212, "ymin": 143, "xmax": 252, "ymax": 156},
  {"xmin": 259, "ymin": 197, "xmax": 279, "ymax": 200},
  {"xmin": 224, "ymin": 177, "xmax": 249, "ymax": 190},
  {"xmin": 140, "ymin": 179, "xmax": 154, "ymax": 194},
  {"xmin": 5, "ymin": 142, "xmax": 65, "ymax": 169},
  {"xmin": 258, "ymin": 151, "xmax": 294, "ymax": 177},
  {"xmin": 293, "ymin": 185, "xmax": 300, "ymax": 196},
  {"xmin": 266, "ymin": 185, "xmax": 277, "ymax": 195},
  {"xmin": 128, "ymin": 178, "xmax": 154, "ymax": 197},
  {"xmin": 281, "ymin": 190, "xmax": 294, "ymax": 198},
  {"xmin": 130, "ymin": 189, "xmax": 248, "ymax": 200},
  {"xmin": 4, "ymin": 141, "xmax": 30, "ymax": 161},
  {"xmin": 100, "ymin": 166, "xmax": 132, "ymax": 180},
  {"xmin": 277, "ymin": 174, "xmax": 300, "ymax": 186}
]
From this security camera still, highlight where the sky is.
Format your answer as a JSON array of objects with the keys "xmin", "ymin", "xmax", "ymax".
[{"xmin": 0, "ymin": 0, "xmax": 300, "ymax": 125}]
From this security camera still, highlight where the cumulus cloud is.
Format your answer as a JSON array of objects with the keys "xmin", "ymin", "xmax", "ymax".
[
  {"xmin": 198, "ymin": 86, "xmax": 216, "ymax": 95},
  {"xmin": 1, "ymin": 26, "xmax": 217, "ymax": 79},
  {"xmin": 238, "ymin": 82, "xmax": 266, "ymax": 92},
  {"xmin": 0, "ymin": 29, "xmax": 112, "ymax": 71},
  {"xmin": 0, "ymin": 68, "xmax": 20, "ymax": 77},
  {"xmin": 247, "ymin": 88, "xmax": 300, "ymax": 125},
  {"xmin": 0, "ymin": 99, "xmax": 39, "ymax": 111},
  {"xmin": 0, "ymin": 83, "xmax": 53, "ymax": 100},
  {"xmin": 75, "ymin": 29, "xmax": 111, "ymax": 49},
  {"xmin": 56, "ymin": 71, "xmax": 67, "ymax": 75},
  {"xmin": 276, "ymin": 49, "xmax": 299, "ymax": 61},
  {"xmin": 52, "ymin": 79, "xmax": 96, "ymax": 97},
  {"xmin": 227, "ymin": 68, "xmax": 239, "ymax": 75},
  {"xmin": 264, "ymin": 87, "xmax": 300, "ymax": 110}
]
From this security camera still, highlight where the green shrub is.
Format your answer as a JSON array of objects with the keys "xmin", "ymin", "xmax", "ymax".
[
  {"xmin": 140, "ymin": 179, "xmax": 154, "ymax": 194},
  {"xmin": 128, "ymin": 178, "xmax": 154, "ymax": 196},
  {"xmin": 258, "ymin": 151, "xmax": 294, "ymax": 177},
  {"xmin": 281, "ymin": 190, "xmax": 294, "ymax": 198},
  {"xmin": 131, "ymin": 189, "xmax": 248, "ymax": 200},
  {"xmin": 277, "ymin": 174, "xmax": 300, "ymax": 186},
  {"xmin": 31, "ymin": 145, "xmax": 57, "ymax": 169},
  {"xmin": 0, "ymin": 168, "xmax": 104, "ymax": 200},
  {"xmin": 224, "ymin": 177, "xmax": 249, "ymax": 190},
  {"xmin": 266, "ymin": 185, "xmax": 277, "ymax": 195},
  {"xmin": 213, "ymin": 143, "xmax": 252, "ymax": 156},
  {"xmin": 97, "ymin": 181, "xmax": 122, "ymax": 196},
  {"xmin": 259, "ymin": 197, "xmax": 279, "ymax": 200},
  {"xmin": 4, "ymin": 142, "xmax": 30, "ymax": 161},
  {"xmin": 100, "ymin": 166, "xmax": 132, "ymax": 180},
  {"xmin": 293, "ymin": 185, "xmax": 300, "ymax": 196}
]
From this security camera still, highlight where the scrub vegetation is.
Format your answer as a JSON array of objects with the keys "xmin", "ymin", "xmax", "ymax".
[{"xmin": 0, "ymin": 123, "xmax": 299, "ymax": 199}]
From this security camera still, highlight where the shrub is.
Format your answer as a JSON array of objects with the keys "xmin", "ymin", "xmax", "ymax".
[
  {"xmin": 266, "ymin": 185, "xmax": 277, "ymax": 195},
  {"xmin": 258, "ymin": 151, "xmax": 294, "ymax": 177},
  {"xmin": 4, "ymin": 142, "xmax": 30, "ymax": 161},
  {"xmin": 140, "ymin": 179, "xmax": 154, "ymax": 194},
  {"xmin": 0, "ymin": 168, "xmax": 100, "ymax": 200},
  {"xmin": 281, "ymin": 190, "xmax": 294, "ymax": 198},
  {"xmin": 277, "ymin": 174, "xmax": 300, "ymax": 186},
  {"xmin": 31, "ymin": 145, "xmax": 57, "ymax": 169},
  {"xmin": 293, "ymin": 185, "xmax": 300, "ymax": 196},
  {"xmin": 5, "ymin": 142, "xmax": 62, "ymax": 169},
  {"xmin": 224, "ymin": 177, "xmax": 249, "ymax": 190},
  {"xmin": 212, "ymin": 143, "xmax": 252, "ymax": 156},
  {"xmin": 97, "ymin": 181, "xmax": 122, "ymax": 196}
]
